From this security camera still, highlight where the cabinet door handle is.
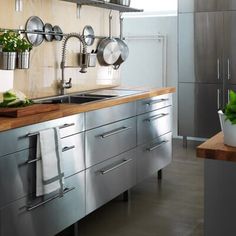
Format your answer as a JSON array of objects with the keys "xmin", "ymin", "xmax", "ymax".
[
  {"xmin": 217, "ymin": 89, "xmax": 220, "ymax": 110},
  {"xmin": 26, "ymin": 187, "xmax": 75, "ymax": 211},
  {"xmin": 146, "ymin": 99, "xmax": 169, "ymax": 106},
  {"xmin": 26, "ymin": 158, "xmax": 40, "ymax": 164},
  {"xmin": 99, "ymin": 126, "xmax": 131, "ymax": 139},
  {"xmin": 217, "ymin": 58, "xmax": 220, "ymax": 80},
  {"xmin": 26, "ymin": 123, "xmax": 75, "ymax": 137},
  {"xmin": 100, "ymin": 159, "xmax": 133, "ymax": 175},
  {"xmin": 145, "ymin": 113, "xmax": 169, "ymax": 122},
  {"xmin": 227, "ymin": 59, "xmax": 231, "ymax": 80},
  {"xmin": 146, "ymin": 140, "xmax": 169, "ymax": 152},
  {"xmin": 228, "ymin": 89, "xmax": 230, "ymax": 104},
  {"xmin": 62, "ymin": 145, "xmax": 75, "ymax": 152}
]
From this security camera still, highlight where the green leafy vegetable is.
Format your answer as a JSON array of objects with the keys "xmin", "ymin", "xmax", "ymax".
[
  {"xmin": 0, "ymin": 89, "xmax": 33, "ymax": 108},
  {"xmin": 224, "ymin": 90, "xmax": 236, "ymax": 125}
]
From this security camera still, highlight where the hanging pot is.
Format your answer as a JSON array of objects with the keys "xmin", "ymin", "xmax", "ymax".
[
  {"xmin": 113, "ymin": 16, "xmax": 129, "ymax": 70},
  {"xmin": 97, "ymin": 12, "xmax": 121, "ymax": 66},
  {"xmin": 0, "ymin": 52, "xmax": 17, "ymax": 70},
  {"xmin": 17, "ymin": 51, "xmax": 30, "ymax": 69}
]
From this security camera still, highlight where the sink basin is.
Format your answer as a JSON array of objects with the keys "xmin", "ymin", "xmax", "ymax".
[{"xmin": 34, "ymin": 93, "xmax": 117, "ymax": 105}]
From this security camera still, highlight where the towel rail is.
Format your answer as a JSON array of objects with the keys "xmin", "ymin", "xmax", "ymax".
[
  {"xmin": 26, "ymin": 123, "xmax": 75, "ymax": 137},
  {"xmin": 26, "ymin": 187, "xmax": 75, "ymax": 211}
]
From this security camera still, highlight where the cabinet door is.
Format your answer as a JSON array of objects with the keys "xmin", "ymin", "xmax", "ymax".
[
  {"xmin": 178, "ymin": 83, "xmax": 222, "ymax": 138},
  {"xmin": 220, "ymin": 0, "xmax": 236, "ymax": 10},
  {"xmin": 195, "ymin": 12, "xmax": 224, "ymax": 83},
  {"xmin": 224, "ymin": 12, "xmax": 236, "ymax": 85},
  {"xmin": 195, "ymin": 0, "xmax": 217, "ymax": 12},
  {"xmin": 225, "ymin": 85, "xmax": 236, "ymax": 106}
]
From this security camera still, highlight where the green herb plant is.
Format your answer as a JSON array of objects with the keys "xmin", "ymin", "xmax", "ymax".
[
  {"xmin": 0, "ymin": 30, "xmax": 32, "ymax": 52},
  {"xmin": 224, "ymin": 90, "xmax": 236, "ymax": 125}
]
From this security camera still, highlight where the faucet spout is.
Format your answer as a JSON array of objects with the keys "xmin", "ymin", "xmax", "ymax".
[{"xmin": 60, "ymin": 33, "xmax": 87, "ymax": 95}]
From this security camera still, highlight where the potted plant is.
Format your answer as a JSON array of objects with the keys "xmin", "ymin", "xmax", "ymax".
[
  {"xmin": 16, "ymin": 37, "xmax": 32, "ymax": 69},
  {"xmin": 0, "ymin": 31, "xmax": 19, "ymax": 70},
  {"xmin": 0, "ymin": 31, "xmax": 32, "ymax": 70},
  {"xmin": 218, "ymin": 90, "xmax": 236, "ymax": 147}
]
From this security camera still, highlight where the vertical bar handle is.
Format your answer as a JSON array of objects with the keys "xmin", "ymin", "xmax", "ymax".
[
  {"xmin": 217, "ymin": 58, "xmax": 220, "ymax": 80},
  {"xmin": 217, "ymin": 89, "xmax": 220, "ymax": 110},
  {"xmin": 228, "ymin": 89, "xmax": 230, "ymax": 104},
  {"xmin": 227, "ymin": 59, "xmax": 231, "ymax": 80}
]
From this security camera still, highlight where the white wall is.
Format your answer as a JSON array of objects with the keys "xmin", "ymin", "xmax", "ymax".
[{"xmin": 120, "ymin": 16, "xmax": 178, "ymax": 137}]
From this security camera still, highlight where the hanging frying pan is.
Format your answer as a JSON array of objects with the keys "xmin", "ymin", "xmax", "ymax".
[
  {"xmin": 113, "ymin": 15, "xmax": 129, "ymax": 70},
  {"xmin": 97, "ymin": 12, "xmax": 121, "ymax": 66}
]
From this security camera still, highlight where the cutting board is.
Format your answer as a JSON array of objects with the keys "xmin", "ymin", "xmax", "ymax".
[{"xmin": 0, "ymin": 104, "xmax": 60, "ymax": 118}]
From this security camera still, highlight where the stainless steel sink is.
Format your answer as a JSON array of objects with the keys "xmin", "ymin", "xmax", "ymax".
[
  {"xmin": 33, "ymin": 88, "xmax": 145, "ymax": 105},
  {"xmin": 33, "ymin": 94, "xmax": 117, "ymax": 105}
]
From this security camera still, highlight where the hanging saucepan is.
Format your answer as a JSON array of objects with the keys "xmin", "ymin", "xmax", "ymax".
[
  {"xmin": 97, "ymin": 12, "xmax": 121, "ymax": 66},
  {"xmin": 113, "ymin": 15, "xmax": 129, "ymax": 70}
]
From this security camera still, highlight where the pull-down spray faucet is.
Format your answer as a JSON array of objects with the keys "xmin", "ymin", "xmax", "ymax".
[{"xmin": 60, "ymin": 33, "xmax": 87, "ymax": 95}]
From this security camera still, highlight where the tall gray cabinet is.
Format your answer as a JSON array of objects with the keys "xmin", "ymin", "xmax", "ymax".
[{"xmin": 178, "ymin": 0, "xmax": 236, "ymax": 139}]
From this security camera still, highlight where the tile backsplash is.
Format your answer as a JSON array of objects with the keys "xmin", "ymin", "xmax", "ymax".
[{"xmin": 0, "ymin": 0, "xmax": 121, "ymax": 98}]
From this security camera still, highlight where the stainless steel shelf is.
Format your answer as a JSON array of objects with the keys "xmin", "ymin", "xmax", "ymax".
[{"xmin": 62, "ymin": 0, "xmax": 143, "ymax": 12}]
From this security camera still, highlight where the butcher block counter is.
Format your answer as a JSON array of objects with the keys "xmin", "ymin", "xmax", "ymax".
[
  {"xmin": 197, "ymin": 132, "xmax": 236, "ymax": 236},
  {"xmin": 0, "ymin": 87, "xmax": 175, "ymax": 132},
  {"xmin": 197, "ymin": 132, "xmax": 236, "ymax": 162}
]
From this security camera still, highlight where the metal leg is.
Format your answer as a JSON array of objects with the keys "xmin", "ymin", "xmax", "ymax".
[
  {"xmin": 123, "ymin": 190, "xmax": 130, "ymax": 202},
  {"xmin": 183, "ymin": 136, "xmax": 187, "ymax": 148},
  {"xmin": 74, "ymin": 222, "xmax": 79, "ymax": 236},
  {"xmin": 158, "ymin": 169, "xmax": 162, "ymax": 180}
]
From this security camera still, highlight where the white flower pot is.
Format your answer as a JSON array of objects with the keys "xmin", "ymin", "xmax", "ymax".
[{"xmin": 218, "ymin": 110, "xmax": 236, "ymax": 147}]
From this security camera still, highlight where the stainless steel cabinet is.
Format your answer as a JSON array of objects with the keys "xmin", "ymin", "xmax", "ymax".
[
  {"xmin": 0, "ymin": 132, "xmax": 85, "ymax": 208},
  {"xmin": 86, "ymin": 149, "xmax": 136, "ymax": 215},
  {"xmin": 178, "ymin": 9, "xmax": 236, "ymax": 138},
  {"xmin": 85, "ymin": 102, "xmax": 136, "ymax": 130},
  {"xmin": 0, "ymin": 172, "xmax": 85, "ymax": 236},
  {"xmin": 137, "ymin": 107, "xmax": 172, "ymax": 145},
  {"xmin": 85, "ymin": 117, "xmax": 136, "ymax": 168},
  {"xmin": 224, "ymin": 11, "xmax": 236, "ymax": 85},
  {"xmin": 137, "ymin": 133, "xmax": 172, "ymax": 183},
  {"xmin": 195, "ymin": 12, "xmax": 224, "ymax": 84},
  {"xmin": 0, "ymin": 113, "xmax": 84, "ymax": 157},
  {"xmin": 178, "ymin": 0, "xmax": 236, "ymax": 13},
  {"xmin": 178, "ymin": 83, "xmax": 223, "ymax": 138}
]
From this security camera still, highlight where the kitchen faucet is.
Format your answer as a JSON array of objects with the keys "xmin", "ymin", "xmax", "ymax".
[{"xmin": 60, "ymin": 33, "xmax": 87, "ymax": 95}]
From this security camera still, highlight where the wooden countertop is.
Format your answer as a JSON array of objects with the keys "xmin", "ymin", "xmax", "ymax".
[
  {"xmin": 0, "ymin": 87, "xmax": 175, "ymax": 133},
  {"xmin": 197, "ymin": 132, "xmax": 236, "ymax": 162}
]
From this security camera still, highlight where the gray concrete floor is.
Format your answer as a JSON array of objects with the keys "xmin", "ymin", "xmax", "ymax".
[{"xmin": 59, "ymin": 139, "xmax": 204, "ymax": 236}]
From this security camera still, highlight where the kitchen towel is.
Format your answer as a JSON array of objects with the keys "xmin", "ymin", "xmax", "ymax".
[{"xmin": 36, "ymin": 127, "xmax": 64, "ymax": 197}]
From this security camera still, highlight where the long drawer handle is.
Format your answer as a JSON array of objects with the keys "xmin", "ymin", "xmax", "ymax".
[
  {"xmin": 26, "ymin": 123, "xmax": 75, "ymax": 137},
  {"xmin": 100, "ymin": 159, "xmax": 133, "ymax": 175},
  {"xmin": 26, "ymin": 187, "xmax": 75, "ymax": 211},
  {"xmin": 145, "ymin": 113, "xmax": 169, "ymax": 122},
  {"xmin": 62, "ymin": 145, "xmax": 75, "ymax": 152},
  {"xmin": 146, "ymin": 140, "xmax": 169, "ymax": 152},
  {"xmin": 100, "ymin": 126, "xmax": 131, "ymax": 139},
  {"xmin": 146, "ymin": 99, "xmax": 169, "ymax": 106}
]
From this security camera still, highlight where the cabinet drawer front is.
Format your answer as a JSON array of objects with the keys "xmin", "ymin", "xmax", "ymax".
[
  {"xmin": 61, "ymin": 132, "xmax": 85, "ymax": 176},
  {"xmin": 86, "ymin": 149, "xmax": 136, "ymax": 215},
  {"xmin": 86, "ymin": 117, "xmax": 136, "ymax": 168},
  {"xmin": 137, "ymin": 107, "xmax": 172, "ymax": 145},
  {"xmin": 137, "ymin": 94, "xmax": 172, "ymax": 115},
  {"xmin": 0, "ymin": 133, "xmax": 84, "ymax": 208},
  {"xmin": 0, "ymin": 114, "xmax": 84, "ymax": 157},
  {"xmin": 0, "ymin": 172, "xmax": 85, "ymax": 236},
  {"xmin": 85, "ymin": 102, "xmax": 136, "ymax": 130},
  {"xmin": 137, "ymin": 132, "xmax": 172, "ymax": 183}
]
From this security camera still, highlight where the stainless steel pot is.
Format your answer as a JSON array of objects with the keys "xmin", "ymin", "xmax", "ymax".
[
  {"xmin": 97, "ymin": 13, "xmax": 121, "ymax": 66},
  {"xmin": 113, "ymin": 16, "xmax": 129, "ymax": 70},
  {"xmin": 110, "ymin": 0, "xmax": 131, "ymax": 6}
]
